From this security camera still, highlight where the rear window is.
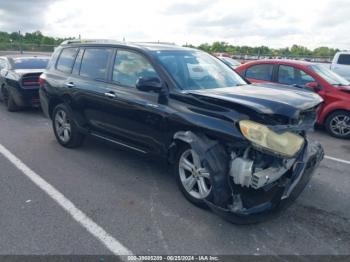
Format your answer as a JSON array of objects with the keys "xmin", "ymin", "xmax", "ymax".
[
  {"xmin": 13, "ymin": 58, "xmax": 49, "ymax": 69},
  {"xmin": 56, "ymin": 48, "xmax": 78, "ymax": 73},
  {"xmin": 245, "ymin": 64, "xmax": 274, "ymax": 81},
  {"xmin": 338, "ymin": 54, "xmax": 350, "ymax": 65},
  {"xmin": 79, "ymin": 48, "xmax": 112, "ymax": 80}
]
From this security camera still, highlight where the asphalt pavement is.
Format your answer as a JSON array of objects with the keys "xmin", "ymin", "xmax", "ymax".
[{"xmin": 0, "ymin": 105, "xmax": 349, "ymax": 256}]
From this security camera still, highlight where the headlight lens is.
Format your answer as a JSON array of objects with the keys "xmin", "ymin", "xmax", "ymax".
[{"xmin": 239, "ymin": 120, "xmax": 304, "ymax": 157}]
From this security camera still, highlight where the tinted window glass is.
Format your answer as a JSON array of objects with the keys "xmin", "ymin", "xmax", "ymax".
[
  {"xmin": 80, "ymin": 48, "xmax": 112, "ymax": 80},
  {"xmin": 278, "ymin": 65, "xmax": 315, "ymax": 85},
  {"xmin": 56, "ymin": 48, "xmax": 78, "ymax": 73},
  {"xmin": 245, "ymin": 64, "xmax": 273, "ymax": 81},
  {"xmin": 13, "ymin": 58, "xmax": 49, "ymax": 69},
  {"xmin": 113, "ymin": 50, "xmax": 159, "ymax": 87},
  {"xmin": 338, "ymin": 54, "xmax": 350, "ymax": 65}
]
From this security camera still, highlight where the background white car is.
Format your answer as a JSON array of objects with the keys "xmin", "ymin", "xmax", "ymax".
[{"xmin": 331, "ymin": 51, "xmax": 350, "ymax": 80}]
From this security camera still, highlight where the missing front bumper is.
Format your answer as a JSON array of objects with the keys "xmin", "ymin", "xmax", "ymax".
[{"xmin": 204, "ymin": 139, "xmax": 324, "ymax": 224}]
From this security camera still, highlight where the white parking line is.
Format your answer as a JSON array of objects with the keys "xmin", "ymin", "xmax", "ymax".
[
  {"xmin": 0, "ymin": 143, "xmax": 133, "ymax": 258},
  {"xmin": 325, "ymin": 155, "xmax": 350, "ymax": 165}
]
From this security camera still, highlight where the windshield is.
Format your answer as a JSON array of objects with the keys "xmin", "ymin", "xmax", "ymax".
[
  {"xmin": 153, "ymin": 50, "xmax": 247, "ymax": 90},
  {"xmin": 13, "ymin": 57, "xmax": 49, "ymax": 69},
  {"xmin": 309, "ymin": 64, "xmax": 349, "ymax": 86},
  {"xmin": 220, "ymin": 57, "xmax": 241, "ymax": 67}
]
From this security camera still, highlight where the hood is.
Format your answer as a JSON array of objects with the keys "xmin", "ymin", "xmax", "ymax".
[
  {"xmin": 186, "ymin": 83, "xmax": 323, "ymax": 120},
  {"xmin": 13, "ymin": 69, "xmax": 44, "ymax": 75}
]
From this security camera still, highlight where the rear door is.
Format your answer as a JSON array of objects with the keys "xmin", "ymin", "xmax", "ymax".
[
  {"xmin": 95, "ymin": 49, "xmax": 167, "ymax": 155},
  {"xmin": 244, "ymin": 63, "xmax": 275, "ymax": 83},
  {"xmin": 66, "ymin": 46, "xmax": 114, "ymax": 132},
  {"xmin": 47, "ymin": 47, "xmax": 79, "ymax": 101}
]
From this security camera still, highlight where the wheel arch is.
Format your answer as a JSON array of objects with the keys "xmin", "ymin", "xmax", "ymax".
[
  {"xmin": 323, "ymin": 108, "xmax": 350, "ymax": 124},
  {"xmin": 48, "ymin": 94, "xmax": 73, "ymax": 119},
  {"xmin": 167, "ymin": 130, "xmax": 226, "ymax": 164}
]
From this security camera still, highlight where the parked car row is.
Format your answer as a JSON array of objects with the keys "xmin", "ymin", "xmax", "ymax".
[
  {"xmin": 235, "ymin": 59, "xmax": 350, "ymax": 139},
  {"xmin": 1, "ymin": 40, "xmax": 325, "ymax": 223}
]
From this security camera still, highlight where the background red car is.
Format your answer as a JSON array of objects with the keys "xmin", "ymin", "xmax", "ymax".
[{"xmin": 236, "ymin": 60, "xmax": 350, "ymax": 139}]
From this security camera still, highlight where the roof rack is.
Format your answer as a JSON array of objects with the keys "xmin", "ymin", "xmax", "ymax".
[
  {"xmin": 134, "ymin": 41, "xmax": 177, "ymax": 45},
  {"xmin": 60, "ymin": 39, "xmax": 124, "ymax": 45}
]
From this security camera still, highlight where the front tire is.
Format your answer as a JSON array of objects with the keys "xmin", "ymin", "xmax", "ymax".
[
  {"xmin": 52, "ymin": 104, "xmax": 85, "ymax": 148},
  {"xmin": 174, "ymin": 144, "xmax": 212, "ymax": 208},
  {"xmin": 325, "ymin": 110, "xmax": 350, "ymax": 139}
]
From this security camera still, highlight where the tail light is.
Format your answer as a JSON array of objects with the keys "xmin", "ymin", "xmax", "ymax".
[
  {"xmin": 39, "ymin": 74, "xmax": 46, "ymax": 88},
  {"xmin": 22, "ymin": 78, "xmax": 39, "ymax": 87},
  {"xmin": 21, "ymin": 73, "xmax": 42, "ymax": 88}
]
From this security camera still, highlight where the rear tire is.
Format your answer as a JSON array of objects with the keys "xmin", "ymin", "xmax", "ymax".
[
  {"xmin": 325, "ymin": 110, "xmax": 350, "ymax": 139},
  {"xmin": 52, "ymin": 104, "xmax": 85, "ymax": 148},
  {"xmin": 3, "ymin": 88, "xmax": 19, "ymax": 112}
]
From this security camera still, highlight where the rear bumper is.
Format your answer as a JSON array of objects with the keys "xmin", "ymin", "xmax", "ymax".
[
  {"xmin": 10, "ymin": 86, "xmax": 40, "ymax": 107},
  {"xmin": 205, "ymin": 139, "xmax": 324, "ymax": 224},
  {"xmin": 39, "ymin": 88, "xmax": 50, "ymax": 118}
]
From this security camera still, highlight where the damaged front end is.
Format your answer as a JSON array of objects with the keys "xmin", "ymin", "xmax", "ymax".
[{"xmin": 175, "ymin": 128, "xmax": 324, "ymax": 224}]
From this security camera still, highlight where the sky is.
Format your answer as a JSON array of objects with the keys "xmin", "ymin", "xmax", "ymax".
[{"xmin": 0, "ymin": 0, "xmax": 349, "ymax": 49}]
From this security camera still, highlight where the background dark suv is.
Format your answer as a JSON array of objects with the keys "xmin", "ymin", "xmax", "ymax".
[
  {"xmin": 39, "ymin": 40, "xmax": 323, "ymax": 223},
  {"xmin": 0, "ymin": 55, "xmax": 49, "ymax": 111}
]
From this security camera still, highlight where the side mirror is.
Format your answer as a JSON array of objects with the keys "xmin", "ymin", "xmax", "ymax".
[
  {"xmin": 306, "ymin": 82, "xmax": 322, "ymax": 92},
  {"xmin": 136, "ymin": 77, "xmax": 163, "ymax": 92}
]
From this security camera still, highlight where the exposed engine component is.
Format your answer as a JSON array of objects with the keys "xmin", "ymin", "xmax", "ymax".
[{"xmin": 229, "ymin": 148, "xmax": 295, "ymax": 189}]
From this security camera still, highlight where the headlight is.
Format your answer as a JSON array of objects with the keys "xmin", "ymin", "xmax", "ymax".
[{"xmin": 239, "ymin": 120, "xmax": 304, "ymax": 157}]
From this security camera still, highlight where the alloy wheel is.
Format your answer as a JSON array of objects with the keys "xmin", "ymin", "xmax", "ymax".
[
  {"xmin": 178, "ymin": 149, "xmax": 212, "ymax": 199},
  {"xmin": 329, "ymin": 114, "xmax": 350, "ymax": 137},
  {"xmin": 54, "ymin": 109, "xmax": 72, "ymax": 143}
]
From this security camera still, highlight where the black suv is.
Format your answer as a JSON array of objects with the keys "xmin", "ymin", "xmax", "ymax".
[{"xmin": 40, "ymin": 40, "xmax": 324, "ymax": 223}]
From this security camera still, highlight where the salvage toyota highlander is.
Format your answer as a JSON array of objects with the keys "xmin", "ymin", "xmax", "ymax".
[{"xmin": 39, "ymin": 40, "xmax": 324, "ymax": 223}]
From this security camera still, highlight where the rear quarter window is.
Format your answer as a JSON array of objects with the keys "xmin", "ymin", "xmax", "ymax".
[
  {"xmin": 338, "ymin": 54, "xmax": 350, "ymax": 65},
  {"xmin": 56, "ymin": 47, "xmax": 78, "ymax": 73},
  {"xmin": 245, "ymin": 64, "xmax": 274, "ymax": 81}
]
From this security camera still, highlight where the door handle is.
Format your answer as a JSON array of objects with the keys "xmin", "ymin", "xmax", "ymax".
[
  {"xmin": 104, "ymin": 92, "xmax": 116, "ymax": 98},
  {"xmin": 66, "ymin": 82, "xmax": 75, "ymax": 88}
]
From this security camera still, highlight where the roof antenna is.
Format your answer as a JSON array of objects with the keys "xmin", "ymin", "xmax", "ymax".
[{"xmin": 123, "ymin": 37, "xmax": 125, "ymax": 42}]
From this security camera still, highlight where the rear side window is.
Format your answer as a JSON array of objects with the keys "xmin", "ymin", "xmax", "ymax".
[
  {"xmin": 278, "ymin": 65, "xmax": 315, "ymax": 85},
  {"xmin": 56, "ymin": 48, "xmax": 78, "ymax": 73},
  {"xmin": 79, "ymin": 48, "xmax": 112, "ymax": 80},
  {"xmin": 338, "ymin": 54, "xmax": 350, "ymax": 65},
  {"xmin": 245, "ymin": 64, "xmax": 273, "ymax": 81},
  {"xmin": 113, "ymin": 50, "xmax": 159, "ymax": 87}
]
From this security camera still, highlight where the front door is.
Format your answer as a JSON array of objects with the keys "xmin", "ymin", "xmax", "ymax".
[{"xmin": 77, "ymin": 48, "xmax": 168, "ymax": 155}]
